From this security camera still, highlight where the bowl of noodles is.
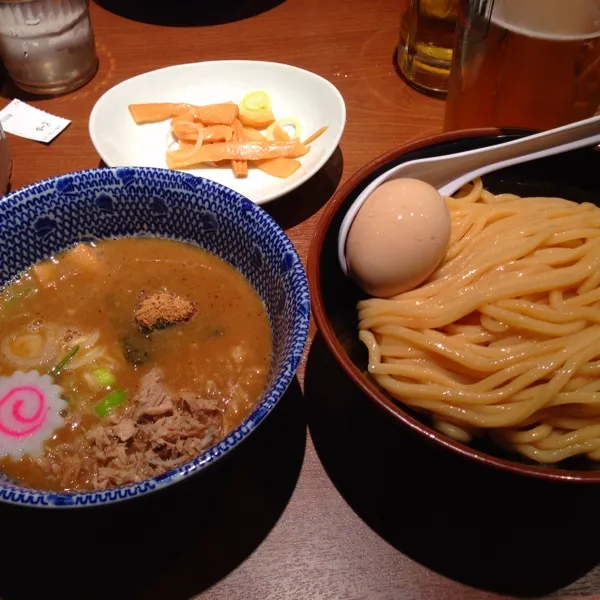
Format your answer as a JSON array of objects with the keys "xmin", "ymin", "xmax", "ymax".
[{"xmin": 308, "ymin": 128, "xmax": 600, "ymax": 482}]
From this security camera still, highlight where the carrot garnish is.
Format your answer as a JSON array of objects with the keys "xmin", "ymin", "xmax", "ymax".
[
  {"xmin": 129, "ymin": 102, "xmax": 238, "ymax": 125},
  {"xmin": 166, "ymin": 140, "xmax": 308, "ymax": 169},
  {"xmin": 129, "ymin": 103, "xmax": 193, "ymax": 124},
  {"xmin": 271, "ymin": 124, "xmax": 291, "ymax": 142},
  {"xmin": 302, "ymin": 125, "xmax": 328, "ymax": 146},
  {"xmin": 238, "ymin": 109, "xmax": 276, "ymax": 129},
  {"xmin": 191, "ymin": 103, "xmax": 239, "ymax": 126},
  {"xmin": 172, "ymin": 123, "xmax": 233, "ymax": 143},
  {"xmin": 231, "ymin": 119, "xmax": 248, "ymax": 178},
  {"xmin": 130, "ymin": 91, "xmax": 326, "ymax": 180},
  {"xmin": 256, "ymin": 157, "xmax": 301, "ymax": 178},
  {"xmin": 242, "ymin": 127, "xmax": 266, "ymax": 141}
]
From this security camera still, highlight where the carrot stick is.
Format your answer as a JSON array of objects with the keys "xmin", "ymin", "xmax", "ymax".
[
  {"xmin": 303, "ymin": 125, "xmax": 328, "ymax": 146},
  {"xmin": 171, "ymin": 119, "xmax": 202, "ymax": 140},
  {"xmin": 242, "ymin": 127, "xmax": 266, "ymax": 141},
  {"xmin": 178, "ymin": 139, "xmax": 196, "ymax": 150},
  {"xmin": 172, "ymin": 123, "xmax": 233, "ymax": 142},
  {"xmin": 166, "ymin": 136, "xmax": 197, "ymax": 158},
  {"xmin": 171, "ymin": 110, "xmax": 195, "ymax": 126},
  {"xmin": 256, "ymin": 157, "xmax": 301, "ymax": 178},
  {"xmin": 272, "ymin": 124, "xmax": 291, "ymax": 142},
  {"xmin": 231, "ymin": 119, "xmax": 248, "ymax": 178},
  {"xmin": 238, "ymin": 108, "xmax": 275, "ymax": 129},
  {"xmin": 203, "ymin": 125, "xmax": 233, "ymax": 142},
  {"xmin": 192, "ymin": 103, "xmax": 239, "ymax": 125},
  {"xmin": 129, "ymin": 102, "xmax": 239, "ymax": 125},
  {"xmin": 129, "ymin": 103, "xmax": 194, "ymax": 124},
  {"xmin": 166, "ymin": 139, "xmax": 308, "ymax": 169}
]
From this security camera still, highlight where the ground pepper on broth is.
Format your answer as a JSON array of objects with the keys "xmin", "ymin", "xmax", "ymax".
[{"xmin": 0, "ymin": 238, "xmax": 272, "ymax": 491}]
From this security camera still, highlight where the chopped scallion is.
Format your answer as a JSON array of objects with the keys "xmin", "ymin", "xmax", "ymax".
[
  {"xmin": 240, "ymin": 90, "xmax": 271, "ymax": 112},
  {"xmin": 49, "ymin": 345, "xmax": 80, "ymax": 377},
  {"xmin": 92, "ymin": 368, "xmax": 116, "ymax": 389},
  {"xmin": 95, "ymin": 388, "xmax": 126, "ymax": 418}
]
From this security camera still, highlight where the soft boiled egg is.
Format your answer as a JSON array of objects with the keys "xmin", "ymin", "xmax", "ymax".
[{"xmin": 345, "ymin": 178, "xmax": 451, "ymax": 298}]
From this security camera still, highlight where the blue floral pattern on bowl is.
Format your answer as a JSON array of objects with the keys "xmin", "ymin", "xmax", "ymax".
[{"xmin": 0, "ymin": 167, "xmax": 310, "ymax": 508}]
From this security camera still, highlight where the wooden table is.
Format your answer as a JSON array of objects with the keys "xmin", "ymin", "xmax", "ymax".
[{"xmin": 1, "ymin": 1, "xmax": 600, "ymax": 599}]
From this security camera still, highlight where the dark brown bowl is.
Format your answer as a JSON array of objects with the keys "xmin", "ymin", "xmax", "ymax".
[{"xmin": 308, "ymin": 128, "xmax": 600, "ymax": 483}]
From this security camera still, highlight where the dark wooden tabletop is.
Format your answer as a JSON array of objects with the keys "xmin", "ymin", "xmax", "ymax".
[{"xmin": 1, "ymin": 1, "xmax": 600, "ymax": 599}]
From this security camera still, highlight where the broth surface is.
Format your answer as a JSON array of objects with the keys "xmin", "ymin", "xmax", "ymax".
[{"xmin": 0, "ymin": 237, "xmax": 272, "ymax": 491}]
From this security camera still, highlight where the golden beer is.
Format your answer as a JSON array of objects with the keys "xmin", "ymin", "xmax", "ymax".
[
  {"xmin": 397, "ymin": 0, "xmax": 459, "ymax": 94},
  {"xmin": 444, "ymin": 0, "xmax": 600, "ymax": 131}
]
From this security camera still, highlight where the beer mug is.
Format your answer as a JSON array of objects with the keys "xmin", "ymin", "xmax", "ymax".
[
  {"xmin": 397, "ymin": 0, "xmax": 459, "ymax": 94},
  {"xmin": 444, "ymin": 0, "xmax": 600, "ymax": 131}
]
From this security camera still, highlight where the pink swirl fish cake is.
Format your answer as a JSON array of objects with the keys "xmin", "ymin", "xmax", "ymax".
[{"xmin": 0, "ymin": 371, "xmax": 67, "ymax": 460}]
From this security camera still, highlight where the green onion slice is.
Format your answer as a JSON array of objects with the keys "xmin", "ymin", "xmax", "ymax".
[
  {"xmin": 49, "ymin": 345, "xmax": 80, "ymax": 377},
  {"xmin": 92, "ymin": 368, "xmax": 117, "ymax": 389},
  {"xmin": 95, "ymin": 388, "xmax": 127, "ymax": 418},
  {"xmin": 240, "ymin": 90, "xmax": 272, "ymax": 112}
]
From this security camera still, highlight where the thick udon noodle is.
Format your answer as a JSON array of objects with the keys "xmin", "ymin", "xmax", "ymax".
[
  {"xmin": 1, "ymin": 322, "xmax": 112, "ymax": 373},
  {"xmin": 358, "ymin": 178, "xmax": 600, "ymax": 464}
]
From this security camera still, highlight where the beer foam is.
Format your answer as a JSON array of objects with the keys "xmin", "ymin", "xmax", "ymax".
[{"xmin": 491, "ymin": 0, "xmax": 600, "ymax": 41}]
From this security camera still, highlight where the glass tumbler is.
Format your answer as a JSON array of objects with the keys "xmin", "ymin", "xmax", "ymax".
[
  {"xmin": 397, "ymin": 0, "xmax": 459, "ymax": 94},
  {"xmin": 0, "ymin": 0, "xmax": 98, "ymax": 95}
]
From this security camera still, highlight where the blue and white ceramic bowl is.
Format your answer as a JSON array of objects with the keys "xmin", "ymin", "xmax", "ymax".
[{"xmin": 0, "ymin": 167, "xmax": 310, "ymax": 508}]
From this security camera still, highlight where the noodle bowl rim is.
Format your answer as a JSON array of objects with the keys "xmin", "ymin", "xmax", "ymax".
[{"xmin": 307, "ymin": 127, "xmax": 600, "ymax": 483}]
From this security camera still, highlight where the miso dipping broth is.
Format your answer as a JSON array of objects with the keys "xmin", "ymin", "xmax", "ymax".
[{"xmin": 0, "ymin": 237, "xmax": 272, "ymax": 491}]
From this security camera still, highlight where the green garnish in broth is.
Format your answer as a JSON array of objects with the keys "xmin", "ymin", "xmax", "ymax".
[
  {"xmin": 92, "ymin": 367, "xmax": 116, "ymax": 389},
  {"xmin": 95, "ymin": 388, "xmax": 127, "ymax": 418},
  {"xmin": 49, "ymin": 345, "xmax": 80, "ymax": 377}
]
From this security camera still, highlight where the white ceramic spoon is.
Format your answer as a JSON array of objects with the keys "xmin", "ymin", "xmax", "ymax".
[{"xmin": 338, "ymin": 115, "xmax": 600, "ymax": 275}]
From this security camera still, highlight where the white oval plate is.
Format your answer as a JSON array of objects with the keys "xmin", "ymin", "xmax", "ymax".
[{"xmin": 89, "ymin": 60, "xmax": 346, "ymax": 205}]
